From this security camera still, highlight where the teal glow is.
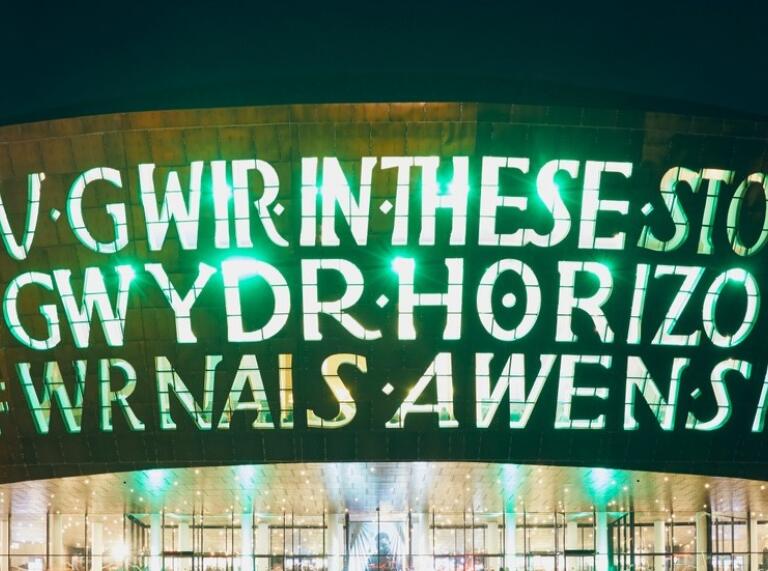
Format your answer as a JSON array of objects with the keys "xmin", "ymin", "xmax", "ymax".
[
  {"xmin": 581, "ymin": 467, "xmax": 627, "ymax": 509},
  {"xmin": 235, "ymin": 465, "xmax": 258, "ymax": 507},
  {"xmin": 730, "ymin": 268, "xmax": 748, "ymax": 283},
  {"xmin": 146, "ymin": 469, "xmax": 168, "ymax": 490},
  {"xmin": 499, "ymin": 464, "xmax": 522, "ymax": 512},
  {"xmin": 237, "ymin": 465, "xmax": 256, "ymax": 481},
  {"xmin": 391, "ymin": 256, "xmax": 409, "ymax": 273}
]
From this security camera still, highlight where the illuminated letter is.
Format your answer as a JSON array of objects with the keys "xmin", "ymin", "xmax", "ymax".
[
  {"xmin": 307, "ymin": 354, "xmax": 366, "ymax": 428},
  {"xmin": 393, "ymin": 257, "xmax": 463, "ymax": 340},
  {"xmin": 627, "ymin": 263, "xmax": 651, "ymax": 344},
  {"xmin": 556, "ymin": 261, "xmax": 614, "ymax": 343},
  {"xmin": 697, "ymin": 169, "xmax": 733, "ymax": 255},
  {"xmin": 17, "ymin": 360, "xmax": 86, "ymax": 434},
  {"xmin": 232, "ymin": 159, "xmax": 288, "ymax": 247},
  {"xmin": 0, "ymin": 172, "xmax": 43, "ymax": 260},
  {"xmin": 531, "ymin": 159, "xmax": 578, "ymax": 246},
  {"xmin": 222, "ymin": 258, "xmax": 290, "ymax": 342},
  {"xmin": 638, "ymin": 167, "xmax": 701, "ymax": 252},
  {"xmin": 751, "ymin": 368, "xmax": 768, "ymax": 432},
  {"xmin": 380, "ymin": 156, "xmax": 415, "ymax": 245},
  {"xmin": 624, "ymin": 356, "xmax": 688, "ymax": 430},
  {"xmin": 301, "ymin": 259, "xmax": 381, "ymax": 340},
  {"xmin": 702, "ymin": 268, "xmax": 760, "ymax": 347},
  {"xmin": 418, "ymin": 156, "xmax": 469, "ymax": 246},
  {"xmin": 478, "ymin": 157, "xmax": 530, "ymax": 246},
  {"xmin": 156, "ymin": 355, "xmax": 222, "ymax": 430},
  {"xmin": 139, "ymin": 162, "xmax": 203, "ymax": 251},
  {"xmin": 145, "ymin": 262, "xmax": 216, "ymax": 343},
  {"xmin": 651, "ymin": 265, "xmax": 705, "ymax": 346},
  {"xmin": 386, "ymin": 353, "xmax": 458, "ymax": 428},
  {"xmin": 579, "ymin": 161, "xmax": 632, "ymax": 250},
  {"xmin": 211, "ymin": 160, "xmax": 232, "ymax": 248},
  {"xmin": 217, "ymin": 355, "xmax": 274, "ymax": 429},
  {"xmin": 686, "ymin": 359, "xmax": 751, "ymax": 431},
  {"xmin": 555, "ymin": 355, "xmax": 611, "ymax": 429},
  {"xmin": 3, "ymin": 271, "xmax": 60, "ymax": 350},
  {"xmin": 727, "ymin": 173, "xmax": 768, "ymax": 256},
  {"xmin": 477, "ymin": 259, "xmax": 540, "ymax": 341},
  {"xmin": 475, "ymin": 353, "xmax": 557, "ymax": 428},
  {"xmin": 54, "ymin": 265, "xmax": 135, "ymax": 348},
  {"xmin": 279, "ymin": 353, "xmax": 294, "ymax": 428},
  {"xmin": 479, "ymin": 158, "xmax": 577, "ymax": 247},
  {"xmin": 67, "ymin": 167, "xmax": 128, "ymax": 253},
  {"xmin": 300, "ymin": 157, "xmax": 375, "ymax": 246},
  {"xmin": 99, "ymin": 358, "xmax": 145, "ymax": 431}
]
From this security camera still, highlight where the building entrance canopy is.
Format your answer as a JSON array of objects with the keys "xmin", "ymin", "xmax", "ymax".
[{"xmin": 0, "ymin": 462, "xmax": 767, "ymax": 571}]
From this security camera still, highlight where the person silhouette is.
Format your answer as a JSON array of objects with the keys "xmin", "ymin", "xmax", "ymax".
[{"xmin": 367, "ymin": 532, "xmax": 401, "ymax": 571}]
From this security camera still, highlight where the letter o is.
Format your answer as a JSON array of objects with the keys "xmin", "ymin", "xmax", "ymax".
[{"xmin": 477, "ymin": 259, "xmax": 541, "ymax": 341}]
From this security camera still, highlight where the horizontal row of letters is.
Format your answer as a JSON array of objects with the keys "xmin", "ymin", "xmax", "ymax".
[
  {"xmin": 1, "ymin": 158, "xmax": 767, "ymax": 257},
  {"xmin": 7, "ymin": 351, "xmax": 768, "ymax": 434},
  {"xmin": 2, "ymin": 258, "xmax": 759, "ymax": 350}
]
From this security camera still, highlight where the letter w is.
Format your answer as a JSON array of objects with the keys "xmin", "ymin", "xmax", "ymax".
[
  {"xmin": 54, "ymin": 266, "xmax": 135, "ymax": 348},
  {"xmin": 17, "ymin": 360, "xmax": 86, "ymax": 434},
  {"xmin": 139, "ymin": 162, "xmax": 203, "ymax": 251},
  {"xmin": 475, "ymin": 353, "xmax": 556, "ymax": 428}
]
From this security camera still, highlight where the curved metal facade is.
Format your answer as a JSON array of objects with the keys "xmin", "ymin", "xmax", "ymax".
[{"xmin": 0, "ymin": 102, "xmax": 767, "ymax": 483}]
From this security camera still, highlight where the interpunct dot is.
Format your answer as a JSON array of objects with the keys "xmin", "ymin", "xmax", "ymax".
[{"xmin": 501, "ymin": 293, "xmax": 517, "ymax": 307}]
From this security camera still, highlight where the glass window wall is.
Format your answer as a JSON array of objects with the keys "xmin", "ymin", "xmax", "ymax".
[{"xmin": 0, "ymin": 509, "xmax": 765, "ymax": 571}]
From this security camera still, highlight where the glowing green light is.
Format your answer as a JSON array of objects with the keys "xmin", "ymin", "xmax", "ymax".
[
  {"xmin": 237, "ymin": 465, "xmax": 256, "ymax": 481},
  {"xmin": 391, "ymin": 256, "xmax": 409, "ymax": 273},
  {"xmin": 499, "ymin": 465, "xmax": 522, "ymax": 511},
  {"xmin": 730, "ymin": 268, "xmax": 748, "ymax": 283},
  {"xmin": 146, "ymin": 469, "xmax": 167, "ymax": 490},
  {"xmin": 581, "ymin": 467, "xmax": 627, "ymax": 509}
]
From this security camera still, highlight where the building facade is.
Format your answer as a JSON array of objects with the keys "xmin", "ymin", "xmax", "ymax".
[{"xmin": 0, "ymin": 102, "xmax": 766, "ymax": 570}]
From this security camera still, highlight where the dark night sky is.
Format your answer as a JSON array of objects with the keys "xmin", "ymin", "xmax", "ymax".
[{"xmin": 1, "ymin": 0, "xmax": 766, "ymax": 124}]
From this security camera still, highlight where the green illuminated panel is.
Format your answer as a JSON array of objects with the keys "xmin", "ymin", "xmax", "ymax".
[
  {"xmin": 306, "ymin": 354, "xmax": 365, "ymax": 428},
  {"xmin": 67, "ymin": 167, "xmax": 128, "ymax": 253},
  {"xmin": 3, "ymin": 271, "xmax": 60, "ymax": 350},
  {"xmin": 222, "ymin": 258, "xmax": 290, "ymax": 342},
  {"xmin": 99, "ymin": 358, "xmax": 145, "ymax": 431},
  {"xmin": 386, "ymin": 353, "xmax": 458, "ymax": 428},
  {"xmin": 217, "ymin": 355, "xmax": 274, "ymax": 429},
  {"xmin": 0, "ymin": 141, "xmax": 764, "ymax": 447},
  {"xmin": 54, "ymin": 265, "xmax": 135, "ymax": 349},
  {"xmin": 476, "ymin": 260, "xmax": 540, "ymax": 341},
  {"xmin": 624, "ymin": 356, "xmax": 687, "ymax": 430},
  {"xmin": 156, "ymin": 355, "xmax": 221, "ymax": 430},
  {"xmin": 638, "ymin": 167, "xmax": 701, "ymax": 252},
  {"xmin": 556, "ymin": 262, "xmax": 614, "ymax": 343},
  {"xmin": 139, "ymin": 162, "xmax": 203, "ymax": 251},
  {"xmin": 651, "ymin": 265, "xmax": 704, "ymax": 346},
  {"xmin": 17, "ymin": 360, "xmax": 86, "ymax": 434},
  {"xmin": 578, "ymin": 161, "xmax": 632, "ymax": 250},
  {"xmin": 685, "ymin": 359, "xmax": 751, "ymax": 431},
  {"xmin": 300, "ymin": 157, "xmax": 375, "ymax": 246},
  {"xmin": 392, "ymin": 257, "xmax": 463, "ymax": 340},
  {"xmin": 727, "ymin": 173, "xmax": 768, "ymax": 256},
  {"xmin": 475, "ymin": 353, "xmax": 556, "ymax": 428},
  {"xmin": 555, "ymin": 355, "xmax": 611, "ymax": 429},
  {"xmin": 146, "ymin": 262, "xmax": 215, "ymax": 343},
  {"xmin": 0, "ymin": 173, "xmax": 43, "ymax": 260},
  {"xmin": 301, "ymin": 259, "xmax": 380, "ymax": 340},
  {"xmin": 702, "ymin": 268, "xmax": 760, "ymax": 347}
]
